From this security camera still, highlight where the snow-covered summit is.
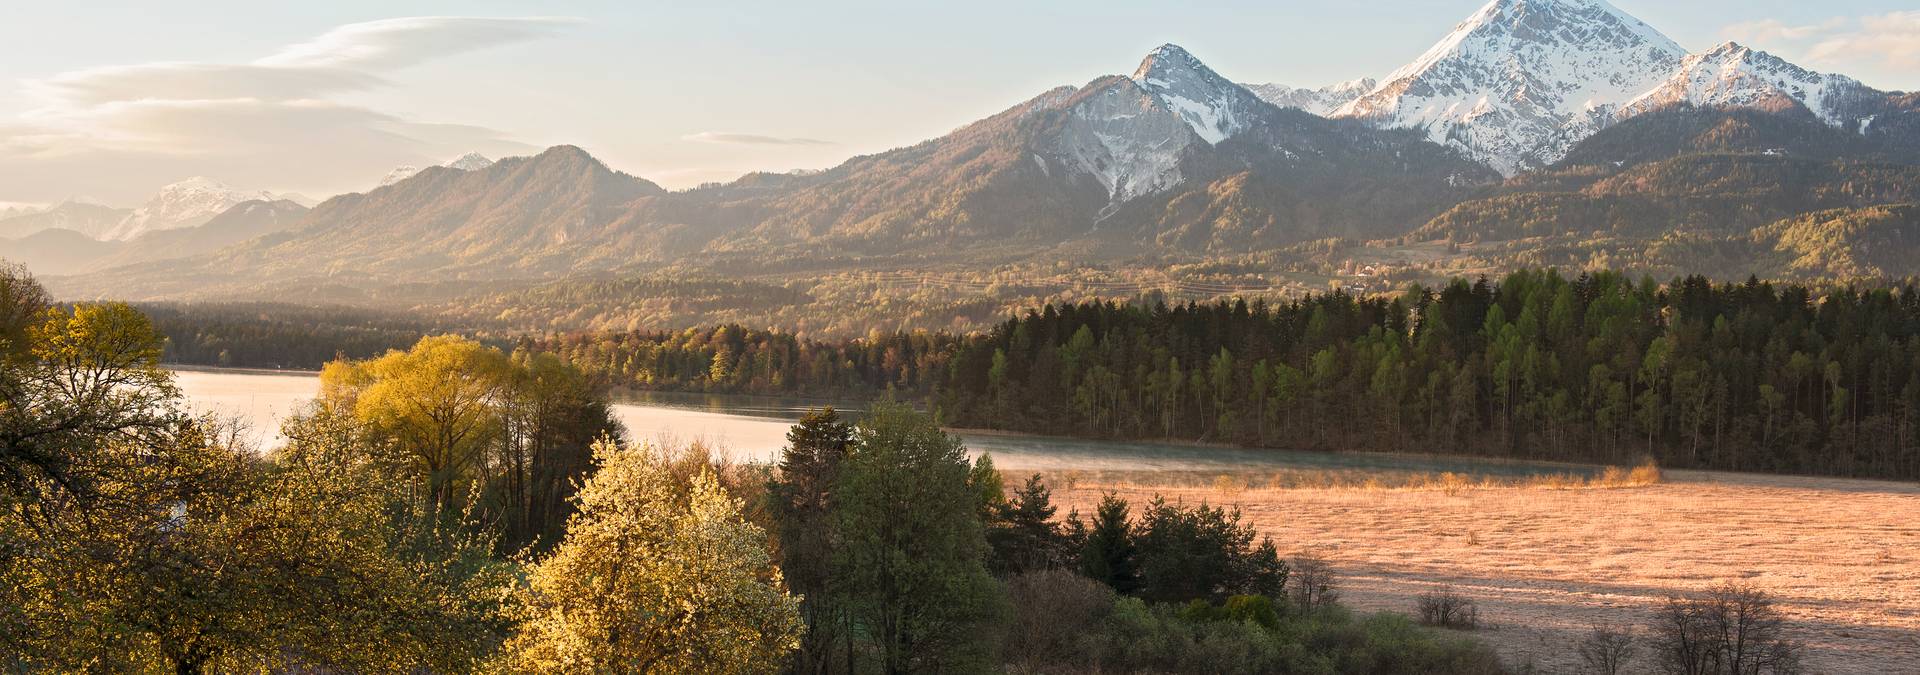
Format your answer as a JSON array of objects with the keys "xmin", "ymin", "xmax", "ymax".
[
  {"xmin": 1245, "ymin": 78, "xmax": 1377, "ymax": 117},
  {"xmin": 445, "ymin": 152, "xmax": 495, "ymax": 171},
  {"xmin": 102, "ymin": 177, "xmax": 272, "ymax": 241},
  {"xmin": 1335, "ymin": 0, "xmax": 1688, "ymax": 174},
  {"xmin": 1128, "ymin": 44, "xmax": 1265, "ymax": 144},
  {"xmin": 1620, "ymin": 42, "xmax": 1883, "ymax": 127},
  {"xmin": 1044, "ymin": 44, "xmax": 1277, "ymax": 206}
]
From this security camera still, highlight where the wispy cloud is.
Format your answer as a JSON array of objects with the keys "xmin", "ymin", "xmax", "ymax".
[
  {"xmin": 0, "ymin": 16, "xmax": 573, "ymax": 202},
  {"xmin": 1721, "ymin": 18, "xmax": 1847, "ymax": 44},
  {"xmin": 683, "ymin": 132, "xmax": 835, "ymax": 146},
  {"xmin": 1806, "ymin": 12, "xmax": 1920, "ymax": 71},
  {"xmin": 1723, "ymin": 12, "xmax": 1920, "ymax": 75},
  {"xmin": 258, "ymin": 16, "xmax": 580, "ymax": 71}
]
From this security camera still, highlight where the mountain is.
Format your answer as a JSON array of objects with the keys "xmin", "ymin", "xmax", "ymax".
[
  {"xmin": 1755, "ymin": 204, "xmax": 1920, "ymax": 278},
  {"xmin": 102, "ymin": 177, "xmax": 273, "ymax": 241},
  {"xmin": 0, "ymin": 199, "xmax": 309, "ymax": 277},
  {"xmin": 1335, "ymin": 0, "xmax": 1687, "ymax": 175},
  {"xmin": 378, "ymin": 166, "xmax": 423, "ymax": 188},
  {"xmin": 1619, "ymin": 42, "xmax": 1887, "ymax": 128},
  {"xmin": 61, "ymin": 45, "xmax": 1494, "ymax": 300},
  {"xmin": 445, "ymin": 153, "xmax": 495, "ymax": 171},
  {"xmin": 378, "ymin": 152, "xmax": 497, "ymax": 187},
  {"xmin": 1245, "ymin": 78, "xmax": 1376, "ymax": 116},
  {"xmin": 640, "ymin": 44, "xmax": 1490, "ymax": 255},
  {"xmin": 0, "ymin": 229, "xmax": 117, "ymax": 276},
  {"xmin": 0, "ymin": 203, "xmax": 38, "ymax": 221},
  {"xmin": 0, "ymin": 199, "xmax": 130, "ymax": 239},
  {"xmin": 88, "ymin": 200, "xmax": 310, "ymax": 271},
  {"xmin": 1553, "ymin": 105, "xmax": 1920, "ymax": 170},
  {"xmin": 166, "ymin": 147, "xmax": 662, "ymax": 285}
]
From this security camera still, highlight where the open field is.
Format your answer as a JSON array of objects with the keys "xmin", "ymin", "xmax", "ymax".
[{"xmin": 1054, "ymin": 469, "xmax": 1920, "ymax": 674}]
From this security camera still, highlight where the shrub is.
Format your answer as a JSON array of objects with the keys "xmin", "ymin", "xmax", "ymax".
[
  {"xmin": 1133, "ymin": 497, "xmax": 1289, "ymax": 603},
  {"xmin": 1650, "ymin": 583, "xmax": 1801, "ymax": 675},
  {"xmin": 1001, "ymin": 569, "xmax": 1117, "ymax": 671},
  {"xmin": 1416, "ymin": 588, "xmax": 1481, "ymax": 629},
  {"xmin": 1577, "ymin": 623, "xmax": 1637, "ymax": 675},
  {"xmin": 1290, "ymin": 551, "xmax": 1341, "ymax": 609},
  {"xmin": 1079, "ymin": 597, "xmax": 1507, "ymax": 675}
]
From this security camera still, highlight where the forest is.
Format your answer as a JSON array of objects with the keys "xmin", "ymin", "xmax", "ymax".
[
  {"xmin": 524, "ymin": 271, "xmax": 1920, "ymax": 479},
  {"xmin": 3, "ymin": 264, "xmax": 1540, "ymax": 673},
  {"xmin": 154, "ymin": 270, "xmax": 1920, "ymax": 481}
]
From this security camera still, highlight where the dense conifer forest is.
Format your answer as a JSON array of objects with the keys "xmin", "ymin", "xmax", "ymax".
[{"xmin": 155, "ymin": 270, "xmax": 1920, "ymax": 480}]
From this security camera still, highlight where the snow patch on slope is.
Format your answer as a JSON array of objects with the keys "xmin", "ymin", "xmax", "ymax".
[{"xmin": 103, "ymin": 177, "xmax": 272, "ymax": 241}]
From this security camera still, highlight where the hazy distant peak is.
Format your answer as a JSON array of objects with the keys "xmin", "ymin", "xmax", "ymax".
[{"xmin": 445, "ymin": 152, "xmax": 494, "ymax": 171}]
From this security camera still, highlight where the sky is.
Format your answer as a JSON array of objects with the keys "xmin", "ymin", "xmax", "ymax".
[{"xmin": 1, "ymin": 0, "xmax": 1916, "ymax": 206}]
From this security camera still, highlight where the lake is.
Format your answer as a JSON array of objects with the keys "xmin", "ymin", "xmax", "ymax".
[{"xmin": 171, "ymin": 368, "xmax": 1596, "ymax": 478}]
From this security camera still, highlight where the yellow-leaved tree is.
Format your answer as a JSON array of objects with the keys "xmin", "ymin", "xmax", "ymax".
[
  {"xmin": 321, "ymin": 334, "xmax": 509, "ymax": 516},
  {"xmin": 500, "ymin": 439, "xmax": 803, "ymax": 673}
]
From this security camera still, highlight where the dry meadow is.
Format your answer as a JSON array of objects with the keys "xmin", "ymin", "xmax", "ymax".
[{"xmin": 1052, "ymin": 469, "xmax": 1920, "ymax": 674}]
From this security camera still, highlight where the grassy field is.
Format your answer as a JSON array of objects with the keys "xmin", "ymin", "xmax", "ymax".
[{"xmin": 1052, "ymin": 469, "xmax": 1920, "ymax": 674}]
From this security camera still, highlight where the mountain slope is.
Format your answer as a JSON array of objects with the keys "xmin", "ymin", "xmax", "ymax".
[
  {"xmin": 1335, "ymin": 0, "xmax": 1687, "ymax": 175},
  {"xmin": 0, "ymin": 229, "xmax": 117, "ymax": 276},
  {"xmin": 0, "ymin": 199, "xmax": 309, "ymax": 276},
  {"xmin": 103, "ymin": 177, "xmax": 274, "ymax": 241},
  {"xmin": 61, "ymin": 45, "xmax": 1495, "ymax": 300},
  {"xmin": 1245, "ymin": 79, "xmax": 1376, "ymax": 116},
  {"xmin": 1619, "ymin": 42, "xmax": 1888, "ymax": 128},
  {"xmin": 379, "ymin": 152, "xmax": 497, "ymax": 187},
  {"xmin": 1754, "ymin": 204, "xmax": 1920, "ymax": 278},
  {"xmin": 1553, "ymin": 106, "xmax": 1920, "ymax": 169},
  {"xmin": 0, "ymin": 200, "xmax": 129, "ymax": 239}
]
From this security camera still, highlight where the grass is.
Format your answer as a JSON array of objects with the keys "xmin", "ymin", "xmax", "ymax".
[
  {"xmin": 1034, "ymin": 458, "xmax": 1662, "ymax": 497},
  {"xmin": 1049, "ymin": 467, "xmax": 1920, "ymax": 673}
]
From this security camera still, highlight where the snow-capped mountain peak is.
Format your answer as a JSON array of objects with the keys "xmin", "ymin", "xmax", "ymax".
[
  {"xmin": 101, "ymin": 177, "xmax": 272, "ymax": 241},
  {"xmin": 1245, "ymin": 78, "xmax": 1377, "ymax": 116},
  {"xmin": 1620, "ymin": 41, "xmax": 1882, "ymax": 127},
  {"xmin": 1336, "ymin": 0, "xmax": 1688, "ymax": 174},
  {"xmin": 377, "ymin": 152, "xmax": 497, "ymax": 187},
  {"xmin": 378, "ymin": 165, "xmax": 423, "ymax": 187},
  {"xmin": 445, "ymin": 152, "xmax": 495, "ymax": 171},
  {"xmin": 1129, "ymin": 43, "xmax": 1263, "ymax": 144}
]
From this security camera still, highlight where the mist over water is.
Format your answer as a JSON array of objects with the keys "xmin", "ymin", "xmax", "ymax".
[{"xmin": 172, "ymin": 369, "xmax": 1595, "ymax": 478}]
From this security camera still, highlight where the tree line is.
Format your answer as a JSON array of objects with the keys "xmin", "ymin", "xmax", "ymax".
[
  {"xmin": 937, "ymin": 270, "xmax": 1920, "ymax": 479},
  {"xmin": 146, "ymin": 270, "xmax": 1920, "ymax": 480},
  {"xmin": 2, "ymin": 263, "xmax": 1524, "ymax": 673}
]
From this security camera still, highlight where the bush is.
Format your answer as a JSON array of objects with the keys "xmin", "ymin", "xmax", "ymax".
[
  {"xmin": 1001, "ymin": 570, "xmax": 1116, "ymax": 671},
  {"xmin": 1577, "ymin": 623, "xmax": 1637, "ymax": 675},
  {"xmin": 1133, "ymin": 497, "xmax": 1289, "ymax": 603},
  {"xmin": 1291, "ymin": 551, "xmax": 1340, "ymax": 609},
  {"xmin": 1069, "ymin": 597, "xmax": 1507, "ymax": 675},
  {"xmin": 1650, "ymin": 583, "xmax": 1801, "ymax": 675},
  {"xmin": 1416, "ymin": 588, "xmax": 1481, "ymax": 629}
]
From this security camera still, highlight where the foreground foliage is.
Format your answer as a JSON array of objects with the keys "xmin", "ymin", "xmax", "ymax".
[{"xmin": 501, "ymin": 440, "xmax": 803, "ymax": 672}]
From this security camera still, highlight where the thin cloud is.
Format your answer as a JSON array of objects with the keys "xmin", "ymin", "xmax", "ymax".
[
  {"xmin": 0, "ymin": 16, "xmax": 572, "ymax": 203},
  {"xmin": 1720, "ymin": 18, "xmax": 1846, "ymax": 44},
  {"xmin": 258, "ymin": 16, "xmax": 581, "ymax": 71},
  {"xmin": 1807, "ymin": 12, "xmax": 1920, "ymax": 71},
  {"xmin": 683, "ymin": 132, "xmax": 835, "ymax": 146},
  {"xmin": 1724, "ymin": 12, "xmax": 1920, "ymax": 76}
]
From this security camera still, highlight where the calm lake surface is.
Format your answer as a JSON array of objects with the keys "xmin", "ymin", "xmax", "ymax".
[{"xmin": 170, "ymin": 368, "xmax": 1594, "ymax": 478}]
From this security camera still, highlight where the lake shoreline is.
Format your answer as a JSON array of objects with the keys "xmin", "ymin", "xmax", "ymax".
[{"xmin": 172, "ymin": 366, "xmax": 1612, "ymax": 476}]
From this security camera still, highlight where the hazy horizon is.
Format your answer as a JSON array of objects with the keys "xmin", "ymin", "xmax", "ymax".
[{"xmin": 3, "ymin": 0, "xmax": 1917, "ymax": 206}]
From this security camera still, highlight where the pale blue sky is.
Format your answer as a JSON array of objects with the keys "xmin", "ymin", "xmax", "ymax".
[{"xmin": 2, "ymin": 0, "xmax": 1915, "ymax": 204}]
